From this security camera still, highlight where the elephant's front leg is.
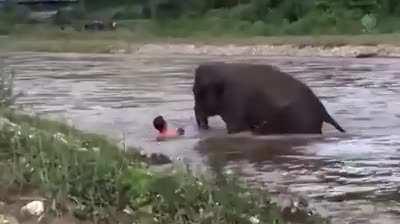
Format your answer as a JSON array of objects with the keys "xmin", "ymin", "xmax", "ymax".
[
  {"xmin": 223, "ymin": 115, "xmax": 249, "ymax": 134},
  {"xmin": 195, "ymin": 105, "xmax": 209, "ymax": 130},
  {"xmin": 221, "ymin": 101, "xmax": 249, "ymax": 134}
]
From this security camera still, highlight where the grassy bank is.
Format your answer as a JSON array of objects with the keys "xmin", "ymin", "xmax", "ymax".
[{"xmin": 0, "ymin": 108, "xmax": 328, "ymax": 224}]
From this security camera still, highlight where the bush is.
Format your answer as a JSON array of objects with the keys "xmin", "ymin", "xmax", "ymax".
[
  {"xmin": 229, "ymin": 4, "xmax": 258, "ymax": 21},
  {"xmin": 277, "ymin": 0, "xmax": 315, "ymax": 23},
  {"xmin": 233, "ymin": 20, "xmax": 253, "ymax": 32},
  {"xmin": 53, "ymin": 6, "xmax": 86, "ymax": 26},
  {"xmin": 112, "ymin": 5, "xmax": 145, "ymax": 20},
  {"xmin": 205, "ymin": 8, "xmax": 230, "ymax": 18},
  {"xmin": 361, "ymin": 13, "xmax": 377, "ymax": 33},
  {"xmin": 333, "ymin": 9, "xmax": 365, "ymax": 34},
  {"xmin": 280, "ymin": 10, "xmax": 332, "ymax": 35},
  {"xmin": 376, "ymin": 16, "xmax": 400, "ymax": 33},
  {"xmin": 61, "ymin": 0, "xmax": 400, "ymax": 36},
  {"xmin": 264, "ymin": 8, "xmax": 286, "ymax": 26}
]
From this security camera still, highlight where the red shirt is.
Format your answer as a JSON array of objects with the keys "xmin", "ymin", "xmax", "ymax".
[{"xmin": 156, "ymin": 129, "xmax": 179, "ymax": 141}]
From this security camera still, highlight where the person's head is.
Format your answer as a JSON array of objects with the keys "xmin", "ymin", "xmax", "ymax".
[{"xmin": 153, "ymin": 115, "xmax": 167, "ymax": 132}]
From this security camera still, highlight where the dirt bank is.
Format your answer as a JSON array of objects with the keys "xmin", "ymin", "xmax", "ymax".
[
  {"xmin": 3, "ymin": 34, "xmax": 400, "ymax": 57},
  {"xmin": 127, "ymin": 43, "xmax": 400, "ymax": 58}
]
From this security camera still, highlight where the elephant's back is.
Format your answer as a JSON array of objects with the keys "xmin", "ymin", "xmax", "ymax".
[
  {"xmin": 197, "ymin": 62, "xmax": 303, "ymax": 87},
  {"xmin": 196, "ymin": 62, "xmax": 316, "ymax": 102},
  {"xmin": 218, "ymin": 63, "xmax": 308, "ymax": 98}
]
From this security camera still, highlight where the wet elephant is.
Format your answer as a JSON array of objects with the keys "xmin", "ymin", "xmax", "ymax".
[{"xmin": 192, "ymin": 62, "xmax": 345, "ymax": 135}]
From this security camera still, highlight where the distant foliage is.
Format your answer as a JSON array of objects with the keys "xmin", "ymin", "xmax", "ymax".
[
  {"xmin": 54, "ymin": 6, "xmax": 85, "ymax": 26},
  {"xmin": 0, "ymin": 0, "xmax": 31, "ymax": 33},
  {"xmin": 361, "ymin": 13, "xmax": 377, "ymax": 32},
  {"xmin": 0, "ymin": 0, "xmax": 396, "ymax": 35},
  {"xmin": 80, "ymin": 0, "xmax": 400, "ymax": 35}
]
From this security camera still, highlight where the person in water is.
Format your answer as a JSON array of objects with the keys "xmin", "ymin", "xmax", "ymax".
[{"xmin": 153, "ymin": 115, "xmax": 184, "ymax": 141}]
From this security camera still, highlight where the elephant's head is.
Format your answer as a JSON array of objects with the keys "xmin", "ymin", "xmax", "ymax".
[{"xmin": 192, "ymin": 65, "xmax": 225, "ymax": 129}]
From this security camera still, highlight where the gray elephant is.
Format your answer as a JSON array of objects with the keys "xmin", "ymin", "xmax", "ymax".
[{"xmin": 192, "ymin": 62, "xmax": 345, "ymax": 135}]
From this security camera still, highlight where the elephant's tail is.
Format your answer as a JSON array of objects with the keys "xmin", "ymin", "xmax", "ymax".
[{"xmin": 321, "ymin": 105, "xmax": 346, "ymax": 133}]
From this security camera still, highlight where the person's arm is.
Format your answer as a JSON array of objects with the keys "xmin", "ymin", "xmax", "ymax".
[{"xmin": 156, "ymin": 128, "xmax": 185, "ymax": 141}]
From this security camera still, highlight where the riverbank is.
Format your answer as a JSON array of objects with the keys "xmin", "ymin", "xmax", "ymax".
[
  {"xmin": 0, "ymin": 108, "xmax": 328, "ymax": 224},
  {"xmin": 2, "ymin": 33, "xmax": 400, "ymax": 57}
]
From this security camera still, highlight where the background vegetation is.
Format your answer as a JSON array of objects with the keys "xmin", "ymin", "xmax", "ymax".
[{"xmin": 1, "ymin": 0, "xmax": 400, "ymax": 37}]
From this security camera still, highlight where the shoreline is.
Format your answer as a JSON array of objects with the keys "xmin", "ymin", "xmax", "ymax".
[
  {"xmin": 0, "ymin": 108, "xmax": 328, "ymax": 224},
  {"xmin": 4, "ymin": 42, "xmax": 400, "ymax": 58},
  {"xmin": 3, "ymin": 33, "xmax": 400, "ymax": 57},
  {"xmin": 128, "ymin": 43, "xmax": 400, "ymax": 58}
]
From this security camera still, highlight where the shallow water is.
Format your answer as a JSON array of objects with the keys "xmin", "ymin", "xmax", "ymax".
[{"xmin": 3, "ymin": 52, "xmax": 400, "ymax": 224}]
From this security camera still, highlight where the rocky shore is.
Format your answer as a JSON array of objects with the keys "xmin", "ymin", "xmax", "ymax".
[{"xmin": 125, "ymin": 43, "xmax": 400, "ymax": 58}]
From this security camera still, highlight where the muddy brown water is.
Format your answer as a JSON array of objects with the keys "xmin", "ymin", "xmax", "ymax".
[{"xmin": 2, "ymin": 52, "xmax": 400, "ymax": 224}]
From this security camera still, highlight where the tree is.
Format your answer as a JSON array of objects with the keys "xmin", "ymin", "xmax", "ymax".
[{"xmin": 378, "ymin": 0, "xmax": 400, "ymax": 14}]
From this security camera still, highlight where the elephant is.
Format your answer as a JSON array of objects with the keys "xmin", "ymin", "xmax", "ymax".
[{"xmin": 192, "ymin": 62, "xmax": 345, "ymax": 135}]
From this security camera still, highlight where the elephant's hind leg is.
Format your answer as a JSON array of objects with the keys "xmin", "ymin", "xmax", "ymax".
[
  {"xmin": 282, "ymin": 106, "xmax": 323, "ymax": 134},
  {"xmin": 264, "ymin": 104, "xmax": 323, "ymax": 134}
]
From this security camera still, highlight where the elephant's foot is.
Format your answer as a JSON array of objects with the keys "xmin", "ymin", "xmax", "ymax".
[
  {"xmin": 194, "ymin": 107, "xmax": 209, "ymax": 130},
  {"xmin": 226, "ymin": 123, "xmax": 248, "ymax": 134},
  {"xmin": 198, "ymin": 123, "xmax": 210, "ymax": 130}
]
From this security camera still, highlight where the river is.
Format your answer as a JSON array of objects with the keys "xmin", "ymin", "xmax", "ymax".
[{"xmin": 3, "ymin": 52, "xmax": 400, "ymax": 224}]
